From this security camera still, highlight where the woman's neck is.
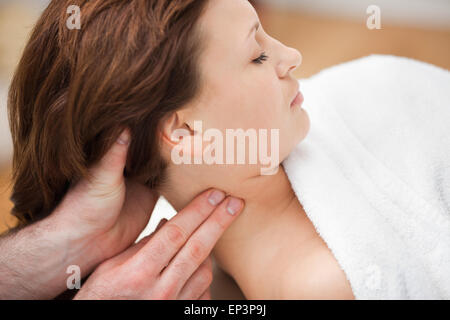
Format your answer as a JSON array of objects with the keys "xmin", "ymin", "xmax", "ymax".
[
  {"xmin": 161, "ymin": 164, "xmax": 309, "ymax": 298},
  {"xmin": 161, "ymin": 163, "xmax": 296, "ymax": 214}
]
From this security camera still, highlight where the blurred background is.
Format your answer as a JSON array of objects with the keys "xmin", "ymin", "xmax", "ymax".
[{"xmin": 1, "ymin": 0, "xmax": 449, "ymax": 234}]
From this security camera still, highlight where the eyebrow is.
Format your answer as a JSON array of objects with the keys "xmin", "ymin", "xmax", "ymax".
[{"xmin": 247, "ymin": 21, "xmax": 260, "ymax": 39}]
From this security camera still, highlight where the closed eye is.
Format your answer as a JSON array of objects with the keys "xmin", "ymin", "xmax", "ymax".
[{"xmin": 252, "ymin": 52, "xmax": 268, "ymax": 64}]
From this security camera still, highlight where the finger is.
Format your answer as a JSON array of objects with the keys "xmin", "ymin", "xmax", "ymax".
[
  {"xmin": 146, "ymin": 218, "xmax": 169, "ymax": 242},
  {"xmin": 154, "ymin": 218, "xmax": 169, "ymax": 233},
  {"xmin": 87, "ymin": 129, "xmax": 131, "ymax": 193},
  {"xmin": 108, "ymin": 219, "xmax": 169, "ymax": 265},
  {"xmin": 53, "ymin": 130, "xmax": 132, "ymax": 229},
  {"xmin": 198, "ymin": 288, "xmax": 211, "ymax": 300},
  {"xmin": 129, "ymin": 188, "xmax": 228, "ymax": 274},
  {"xmin": 157, "ymin": 196, "xmax": 244, "ymax": 296},
  {"xmin": 177, "ymin": 257, "xmax": 213, "ymax": 300}
]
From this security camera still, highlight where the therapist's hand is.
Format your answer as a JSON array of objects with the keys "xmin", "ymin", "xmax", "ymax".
[
  {"xmin": 0, "ymin": 128, "xmax": 244, "ymax": 300},
  {"xmin": 0, "ymin": 129, "xmax": 159, "ymax": 299},
  {"xmin": 52, "ymin": 129, "xmax": 158, "ymax": 262},
  {"xmin": 74, "ymin": 188, "xmax": 244, "ymax": 300}
]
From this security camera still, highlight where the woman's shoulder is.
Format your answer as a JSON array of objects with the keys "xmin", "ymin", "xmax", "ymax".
[
  {"xmin": 278, "ymin": 236, "xmax": 356, "ymax": 300},
  {"xmin": 275, "ymin": 198, "xmax": 356, "ymax": 300}
]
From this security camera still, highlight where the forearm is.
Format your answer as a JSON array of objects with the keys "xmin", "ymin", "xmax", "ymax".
[{"xmin": 0, "ymin": 214, "xmax": 103, "ymax": 299}]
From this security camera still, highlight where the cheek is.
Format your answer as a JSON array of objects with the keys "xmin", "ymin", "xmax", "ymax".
[
  {"xmin": 246, "ymin": 78, "xmax": 284, "ymax": 129},
  {"xmin": 200, "ymin": 75, "xmax": 284, "ymax": 131}
]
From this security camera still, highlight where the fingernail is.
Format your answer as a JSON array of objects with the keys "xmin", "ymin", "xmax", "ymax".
[
  {"xmin": 208, "ymin": 190, "xmax": 225, "ymax": 206},
  {"xmin": 226, "ymin": 197, "xmax": 243, "ymax": 215},
  {"xmin": 117, "ymin": 130, "xmax": 130, "ymax": 145}
]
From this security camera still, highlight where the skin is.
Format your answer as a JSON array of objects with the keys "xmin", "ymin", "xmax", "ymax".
[
  {"xmin": 0, "ymin": 130, "xmax": 244, "ymax": 299},
  {"xmin": 0, "ymin": 0, "xmax": 353, "ymax": 300},
  {"xmin": 158, "ymin": 0, "xmax": 355, "ymax": 299}
]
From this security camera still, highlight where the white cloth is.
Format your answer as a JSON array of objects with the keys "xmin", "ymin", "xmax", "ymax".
[{"xmin": 283, "ymin": 54, "xmax": 450, "ymax": 299}]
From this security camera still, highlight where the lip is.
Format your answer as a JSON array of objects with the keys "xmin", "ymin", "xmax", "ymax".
[{"xmin": 290, "ymin": 90, "xmax": 304, "ymax": 108}]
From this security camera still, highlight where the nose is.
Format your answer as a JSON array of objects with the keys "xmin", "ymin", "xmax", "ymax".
[{"xmin": 277, "ymin": 46, "xmax": 302, "ymax": 78}]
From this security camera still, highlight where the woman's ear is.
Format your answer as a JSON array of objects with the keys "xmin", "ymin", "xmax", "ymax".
[
  {"xmin": 159, "ymin": 111, "xmax": 199, "ymax": 164},
  {"xmin": 160, "ymin": 112, "xmax": 189, "ymax": 146}
]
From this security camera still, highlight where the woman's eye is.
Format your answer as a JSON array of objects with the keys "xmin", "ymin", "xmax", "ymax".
[{"xmin": 252, "ymin": 52, "xmax": 268, "ymax": 64}]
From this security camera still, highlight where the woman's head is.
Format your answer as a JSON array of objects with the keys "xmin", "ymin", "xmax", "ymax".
[
  {"xmin": 8, "ymin": 0, "xmax": 309, "ymax": 224},
  {"xmin": 158, "ymin": 0, "xmax": 309, "ymax": 187}
]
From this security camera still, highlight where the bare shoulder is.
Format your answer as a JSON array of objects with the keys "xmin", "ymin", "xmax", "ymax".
[{"xmin": 279, "ymin": 239, "xmax": 356, "ymax": 300}]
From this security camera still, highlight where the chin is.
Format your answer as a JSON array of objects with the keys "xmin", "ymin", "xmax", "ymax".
[{"xmin": 290, "ymin": 114, "xmax": 310, "ymax": 150}]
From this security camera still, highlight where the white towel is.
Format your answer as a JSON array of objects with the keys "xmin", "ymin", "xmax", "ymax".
[{"xmin": 282, "ymin": 54, "xmax": 450, "ymax": 299}]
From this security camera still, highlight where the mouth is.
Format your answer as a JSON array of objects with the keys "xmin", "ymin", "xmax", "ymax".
[{"xmin": 290, "ymin": 88, "xmax": 304, "ymax": 108}]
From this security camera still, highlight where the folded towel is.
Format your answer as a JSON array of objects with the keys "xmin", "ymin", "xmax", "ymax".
[{"xmin": 282, "ymin": 54, "xmax": 450, "ymax": 299}]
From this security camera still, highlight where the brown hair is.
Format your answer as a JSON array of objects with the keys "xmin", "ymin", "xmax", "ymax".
[{"xmin": 7, "ymin": 0, "xmax": 209, "ymax": 226}]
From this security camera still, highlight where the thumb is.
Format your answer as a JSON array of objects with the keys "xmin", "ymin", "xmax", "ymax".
[{"xmin": 87, "ymin": 129, "xmax": 131, "ymax": 193}]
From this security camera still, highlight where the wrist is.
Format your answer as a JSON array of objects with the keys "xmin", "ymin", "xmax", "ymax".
[
  {"xmin": 50, "ymin": 210, "xmax": 109, "ymax": 278},
  {"xmin": 0, "ymin": 213, "xmax": 104, "ymax": 299}
]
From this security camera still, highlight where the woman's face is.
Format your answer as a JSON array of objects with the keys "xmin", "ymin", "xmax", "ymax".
[{"xmin": 162, "ymin": 0, "xmax": 310, "ymax": 176}]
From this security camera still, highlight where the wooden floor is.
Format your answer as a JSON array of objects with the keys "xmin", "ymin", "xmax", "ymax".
[{"xmin": 1, "ymin": 6, "xmax": 449, "ymax": 234}]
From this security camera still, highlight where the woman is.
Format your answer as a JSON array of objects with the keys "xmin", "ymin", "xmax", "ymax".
[{"xmin": 8, "ymin": 0, "xmax": 449, "ymax": 299}]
